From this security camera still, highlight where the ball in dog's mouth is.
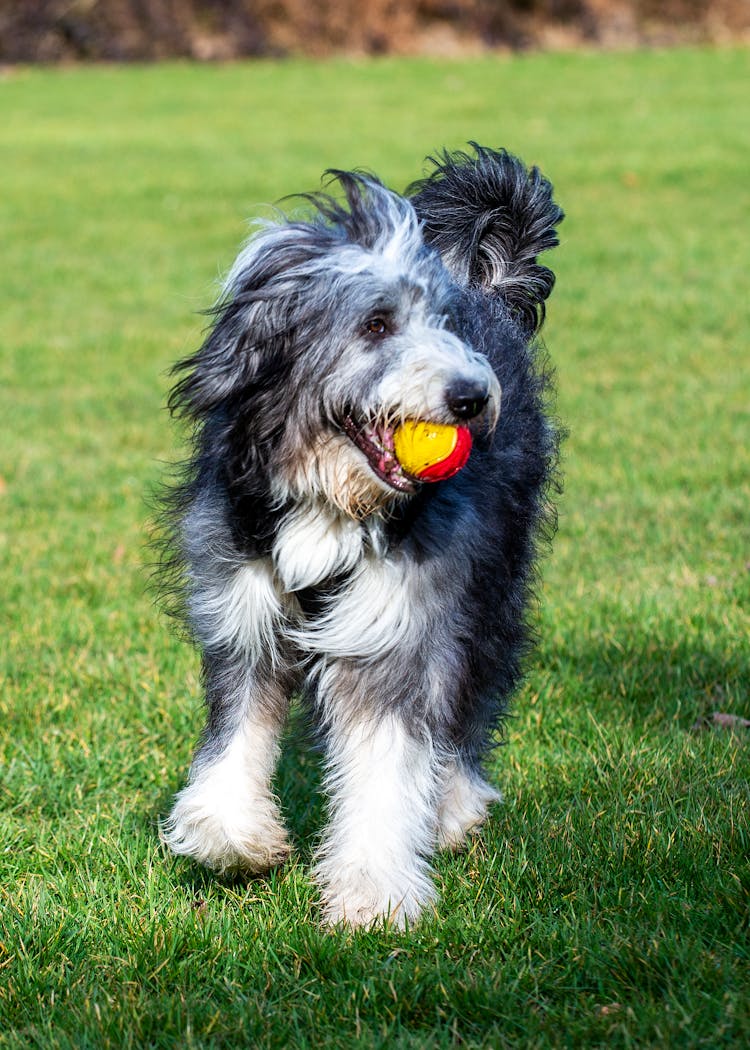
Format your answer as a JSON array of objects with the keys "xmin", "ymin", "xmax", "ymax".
[{"xmin": 342, "ymin": 415, "xmax": 473, "ymax": 491}]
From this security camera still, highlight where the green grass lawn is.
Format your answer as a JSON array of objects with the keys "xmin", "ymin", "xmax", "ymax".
[{"xmin": 1, "ymin": 47, "xmax": 749, "ymax": 1048}]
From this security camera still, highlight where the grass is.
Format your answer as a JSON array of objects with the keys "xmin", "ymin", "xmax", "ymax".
[{"xmin": 1, "ymin": 46, "xmax": 749, "ymax": 1048}]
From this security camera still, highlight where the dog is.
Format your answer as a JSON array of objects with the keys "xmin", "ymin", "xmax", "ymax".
[{"xmin": 159, "ymin": 144, "xmax": 563, "ymax": 928}]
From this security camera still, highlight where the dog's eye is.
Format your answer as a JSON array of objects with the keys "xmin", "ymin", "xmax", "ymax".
[{"xmin": 364, "ymin": 317, "xmax": 389, "ymax": 337}]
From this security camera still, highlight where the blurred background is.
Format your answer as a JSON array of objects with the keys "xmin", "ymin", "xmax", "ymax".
[{"xmin": 2, "ymin": 0, "xmax": 749, "ymax": 63}]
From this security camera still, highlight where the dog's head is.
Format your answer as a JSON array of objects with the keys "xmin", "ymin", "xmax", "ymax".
[{"xmin": 170, "ymin": 149, "xmax": 561, "ymax": 521}]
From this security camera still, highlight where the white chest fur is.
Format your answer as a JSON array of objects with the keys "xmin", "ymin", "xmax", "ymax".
[{"xmin": 272, "ymin": 501, "xmax": 365, "ymax": 593}]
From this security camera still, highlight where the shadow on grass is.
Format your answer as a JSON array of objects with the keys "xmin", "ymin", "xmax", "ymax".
[
  {"xmin": 273, "ymin": 704, "xmax": 327, "ymax": 858},
  {"xmin": 541, "ymin": 617, "xmax": 749, "ymax": 729}
]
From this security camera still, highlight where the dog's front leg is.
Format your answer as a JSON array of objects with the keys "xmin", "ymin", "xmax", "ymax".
[
  {"xmin": 162, "ymin": 654, "xmax": 294, "ymax": 875},
  {"xmin": 314, "ymin": 701, "xmax": 441, "ymax": 929}
]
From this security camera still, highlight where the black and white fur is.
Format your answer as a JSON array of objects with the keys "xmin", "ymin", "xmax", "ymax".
[{"xmin": 159, "ymin": 144, "xmax": 563, "ymax": 928}]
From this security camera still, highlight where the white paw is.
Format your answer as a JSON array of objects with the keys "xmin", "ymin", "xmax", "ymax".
[
  {"xmin": 436, "ymin": 767, "xmax": 501, "ymax": 851},
  {"xmin": 161, "ymin": 780, "xmax": 290, "ymax": 874},
  {"xmin": 316, "ymin": 863, "xmax": 437, "ymax": 930}
]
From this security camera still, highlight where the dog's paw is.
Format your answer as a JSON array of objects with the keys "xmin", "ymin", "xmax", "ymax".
[
  {"xmin": 161, "ymin": 783, "xmax": 290, "ymax": 874},
  {"xmin": 316, "ymin": 864, "xmax": 437, "ymax": 930},
  {"xmin": 436, "ymin": 767, "xmax": 501, "ymax": 851}
]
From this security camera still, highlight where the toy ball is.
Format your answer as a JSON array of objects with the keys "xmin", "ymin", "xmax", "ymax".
[{"xmin": 393, "ymin": 420, "xmax": 473, "ymax": 482}]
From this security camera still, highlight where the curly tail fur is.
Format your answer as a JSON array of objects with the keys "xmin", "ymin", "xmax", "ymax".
[{"xmin": 408, "ymin": 143, "xmax": 564, "ymax": 335}]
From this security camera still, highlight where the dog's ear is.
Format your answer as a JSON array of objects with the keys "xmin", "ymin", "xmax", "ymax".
[
  {"xmin": 408, "ymin": 143, "xmax": 564, "ymax": 335},
  {"xmin": 168, "ymin": 226, "xmax": 320, "ymax": 420}
]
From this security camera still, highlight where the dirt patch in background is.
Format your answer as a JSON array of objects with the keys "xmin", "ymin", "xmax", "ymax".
[{"xmin": 1, "ymin": 0, "xmax": 749, "ymax": 63}]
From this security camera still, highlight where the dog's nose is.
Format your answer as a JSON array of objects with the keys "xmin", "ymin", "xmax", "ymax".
[{"xmin": 445, "ymin": 378, "xmax": 490, "ymax": 421}]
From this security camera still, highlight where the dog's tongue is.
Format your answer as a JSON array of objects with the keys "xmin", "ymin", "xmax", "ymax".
[{"xmin": 393, "ymin": 421, "xmax": 473, "ymax": 482}]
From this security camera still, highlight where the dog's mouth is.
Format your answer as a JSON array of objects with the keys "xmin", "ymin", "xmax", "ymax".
[{"xmin": 341, "ymin": 414, "xmax": 417, "ymax": 494}]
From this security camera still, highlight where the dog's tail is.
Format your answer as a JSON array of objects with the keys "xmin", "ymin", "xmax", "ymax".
[{"xmin": 408, "ymin": 143, "xmax": 563, "ymax": 335}]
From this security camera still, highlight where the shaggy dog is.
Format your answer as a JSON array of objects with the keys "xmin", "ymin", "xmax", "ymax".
[{"xmin": 159, "ymin": 144, "xmax": 563, "ymax": 928}]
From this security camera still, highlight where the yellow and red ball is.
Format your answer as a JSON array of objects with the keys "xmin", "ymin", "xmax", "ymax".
[{"xmin": 393, "ymin": 420, "xmax": 473, "ymax": 482}]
